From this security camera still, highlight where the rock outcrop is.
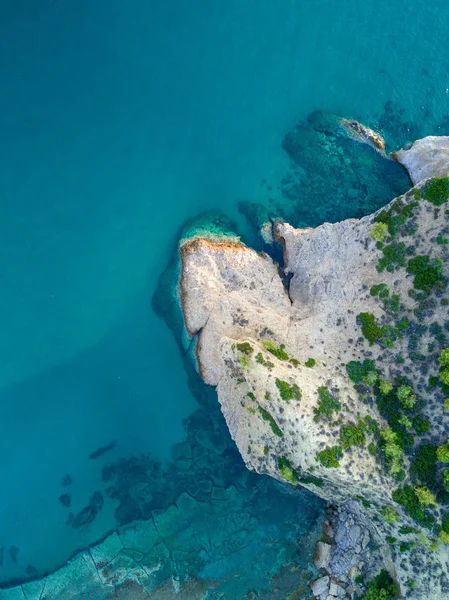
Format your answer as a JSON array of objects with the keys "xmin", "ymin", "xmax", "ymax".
[
  {"xmin": 394, "ymin": 136, "xmax": 449, "ymax": 185},
  {"xmin": 180, "ymin": 137, "xmax": 449, "ymax": 599}
]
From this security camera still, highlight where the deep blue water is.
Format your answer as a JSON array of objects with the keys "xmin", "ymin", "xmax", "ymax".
[{"xmin": 1, "ymin": 0, "xmax": 449, "ymax": 596}]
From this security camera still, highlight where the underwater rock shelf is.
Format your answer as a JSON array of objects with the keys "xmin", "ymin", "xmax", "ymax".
[{"xmin": 180, "ymin": 136, "xmax": 449, "ymax": 599}]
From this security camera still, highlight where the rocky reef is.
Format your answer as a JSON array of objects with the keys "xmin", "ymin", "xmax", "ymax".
[{"xmin": 180, "ymin": 136, "xmax": 449, "ymax": 599}]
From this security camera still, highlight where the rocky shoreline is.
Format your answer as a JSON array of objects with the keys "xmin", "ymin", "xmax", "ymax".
[{"xmin": 310, "ymin": 502, "xmax": 385, "ymax": 600}]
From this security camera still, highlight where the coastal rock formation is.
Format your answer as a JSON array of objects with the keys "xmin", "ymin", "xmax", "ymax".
[
  {"xmin": 394, "ymin": 136, "xmax": 449, "ymax": 185},
  {"xmin": 180, "ymin": 137, "xmax": 449, "ymax": 599}
]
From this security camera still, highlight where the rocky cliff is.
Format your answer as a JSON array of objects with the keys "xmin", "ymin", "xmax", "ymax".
[{"xmin": 180, "ymin": 136, "xmax": 449, "ymax": 599}]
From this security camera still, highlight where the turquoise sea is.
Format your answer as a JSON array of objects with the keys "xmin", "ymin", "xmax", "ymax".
[{"xmin": 1, "ymin": 0, "xmax": 449, "ymax": 596}]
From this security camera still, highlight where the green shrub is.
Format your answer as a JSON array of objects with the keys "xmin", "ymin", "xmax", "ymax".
[
  {"xmin": 399, "ymin": 525, "xmax": 419, "ymax": 535},
  {"xmin": 289, "ymin": 358, "xmax": 300, "ymax": 366},
  {"xmin": 370, "ymin": 283, "xmax": 390, "ymax": 298},
  {"xmin": 247, "ymin": 391, "xmax": 256, "ymax": 401},
  {"xmin": 407, "ymin": 255, "xmax": 444, "ymax": 292},
  {"xmin": 301, "ymin": 474, "xmax": 324, "ymax": 488},
  {"xmin": 263, "ymin": 340, "xmax": 289, "ymax": 361},
  {"xmin": 413, "ymin": 417, "xmax": 430, "ymax": 434},
  {"xmin": 379, "ymin": 379, "xmax": 393, "ymax": 395},
  {"xmin": 305, "ymin": 357, "xmax": 316, "ymax": 368},
  {"xmin": 415, "ymin": 486, "xmax": 437, "ymax": 506},
  {"xmin": 380, "ymin": 427, "xmax": 403, "ymax": 473},
  {"xmin": 263, "ymin": 445, "xmax": 269, "ymax": 456},
  {"xmin": 277, "ymin": 456, "xmax": 298, "ymax": 484},
  {"xmin": 340, "ymin": 423, "xmax": 366, "ymax": 449},
  {"xmin": 364, "ymin": 370, "xmax": 378, "ymax": 385},
  {"xmin": 368, "ymin": 442, "xmax": 377, "ymax": 456},
  {"xmin": 237, "ymin": 342, "xmax": 253, "ymax": 355},
  {"xmin": 370, "ymin": 222, "xmax": 389, "ymax": 242},
  {"xmin": 382, "ymin": 506, "xmax": 399, "ymax": 523},
  {"xmin": 239, "ymin": 355, "xmax": 250, "ymax": 368},
  {"xmin": 346, "ymin": 360, "xmax": 377, "ymax": 384},
  {"xmin": 439, "ymin": 349, "xmax": 449, "ymax": 367},
  {"xmin": 444, "ymin": 469, "xmax": 449, "ymax": 491},
  {"xmin": 411, "ymin": 444, "xmax": 437, "ymax": 488},
  {"xmin": 258, "ymin": 406, "xmax": 283, "ymax": 437},
  {"xmin": 358, "ymin": 312, "xmax": 384, "ymax": 344},
  {"xmin": 397, "ymin": 385, "xmax": 417, "ymax": 409},
  {"xmin": 386, "ymin": 536, "xmax": 396, "ymax": 545},
  {"xmin": 316, "ymin": 445, "xmax": 343, "ymax": 468},
  {"xmin": 359, "ymin": 569, "xmax": 399, "ymax": 600},
  {"xmin": 437, "ymin": 441, "xmax": 449, "ymax": 462},
  {"xmin": 314, "ymin": 386, "xmax": 341, "ymax": 418},
  {"xmin": 398, "ymin": 415, "xmax": 412, "ymax": 430},
  {"xmin": 441, "ymin": 369, "xmax": 449, "ymax": 386},
  {"xmin": 419, "ymin": 177, "xmax": 449, "ymax": 205},
  {"xmin": 256, "ymin": 352, "xmax": 264, "ymax": 364},
  {"xmin": 439, "ymin": 529, "xmax": 449, "ymax": 544},
  {"xmin": 275, "ymin": 378, "xmax": 302, "ymax": 401},
  {"xmin": 378, "ymin": 242, "xmax": 407, "ymax": 272},
  {"xmin": 441, "ymin": 514, "xmax": 449, "ymax": 534},
  {"xmin": 392, "ymin": 485, "xmax": 433, "ymax": 526}
]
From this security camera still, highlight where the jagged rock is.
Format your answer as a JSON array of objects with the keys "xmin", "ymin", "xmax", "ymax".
[
  {"xmin": 314, "ymin": 541, "xmax": 332, "ymax": 570},
  {"xmin": 310, "ymin": 575, "xmax": 330, "ymax": 597}
]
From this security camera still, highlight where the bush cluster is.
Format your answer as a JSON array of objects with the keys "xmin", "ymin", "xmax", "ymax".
[
  {"xmin": 314, "ymin": 386, "xmax": 341, "ymax": 418},
  {"xmin": 407, "ymin": 255, "xmax": 444, "ymax": 292},
  {"xmin": 316, "ymin": 445, "xmax": 343, "ymax": 468},
  {"xmin": 277, "ymin": 456, "xmax": 298, "ymax": 484},
  {"xmin": 346, "ymin": 359, "xmax": 377, "ymax": 384},
  {"xmin": 275, "ymin": 378, "xmax": 302, "ymax": 401},
  {"xmin": 417, "ymin": 177, "xmax": 449, "ymax": 206},
  {"xmin": 258, "ymin": 406, "xmax": 283, "ymax": 437},
  {"xmin": 340, "ymin": 422, "xmax": 366, "ymax": 449},
  {"xmin": 263, "ymin": 340, "xmax": 289, "ymax": 361},
  {"xmin": 236, "ymin": 342, "xmax": 253, "ymax": 355}
]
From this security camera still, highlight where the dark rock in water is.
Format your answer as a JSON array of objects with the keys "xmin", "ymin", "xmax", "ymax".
[
  {"xmin": 0, "ymin": 546, "xmax": 4, "ymax": 566},
  {"xmin": 114, "ymin": 495, "xmax": 142, "ymax": 525},
  {"xmin": 89, "ymin": 440, "xmax": 116, "ymax": 460},
  {"xmin": 59, "ymin": 493, "xmax": 71, "ymax": 508},
  {"xmin": 25, "ymin": 564, "xmax": 38, "ymax": 576},
  {"xmin": 66, "ymin": 491, "xmax": 103, "ymax": 529},
  {"xmin": 8, "ymin": 546, "xmax": 19, "ymax": 563},
  {"xmin": 61, "ymin": 473, "xmax": 72, "ymax": 487}
]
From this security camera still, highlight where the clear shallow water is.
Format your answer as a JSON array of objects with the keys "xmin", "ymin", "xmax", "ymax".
[{"xmin": 1, "ymin": 0, "xmax": 449, "ymax": 594}]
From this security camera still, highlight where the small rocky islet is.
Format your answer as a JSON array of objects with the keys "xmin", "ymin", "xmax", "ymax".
[{"xmin": 2, "ymin": 130, "xmax": 449, "ymax": 600}]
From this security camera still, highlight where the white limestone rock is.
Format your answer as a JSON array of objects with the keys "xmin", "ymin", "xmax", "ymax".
[{"xmin": 393, "ymin": 135, "xmax": 449, "ymax": 184}]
